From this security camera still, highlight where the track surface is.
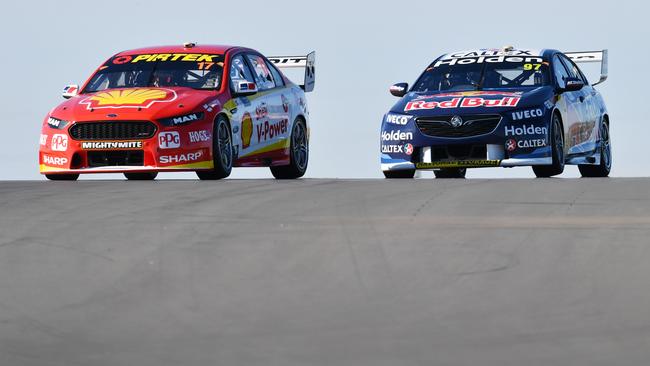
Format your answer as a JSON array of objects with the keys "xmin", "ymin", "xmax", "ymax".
[{"xmin": 1, "ymin": 178, "xmax": 650, "ymax": 366}]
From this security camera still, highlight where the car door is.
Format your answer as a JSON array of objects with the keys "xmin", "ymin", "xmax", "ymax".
[
  {"xmin": 560, "ymin": 55, "xmax": 599, "ymax": 154},
  {"xmin": 227, "ymin": 53, "xmax": 262, "ymax": 159},
  {"xmin": 552, "ymin": 54, "xmax": 586, "ymax": 155},
  {"xmin": 245, "ymin": 53, "xmax": 290, "ymax": 153}
]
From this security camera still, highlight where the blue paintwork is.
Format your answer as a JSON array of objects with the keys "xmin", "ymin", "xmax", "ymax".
[{"xmin": 380, "ymin": 49, "xmax": 609, "ymax": 171}]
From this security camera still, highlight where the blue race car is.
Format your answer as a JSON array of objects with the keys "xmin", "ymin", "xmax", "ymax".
[{"xmin": 381, "ymin": 47, "xmax": 609, "ymax": 178}]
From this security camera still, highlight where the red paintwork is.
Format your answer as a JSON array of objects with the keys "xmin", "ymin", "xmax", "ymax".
[{"xmin": 39, "ymin": 44, "xmax": 292, "ymax": 175}]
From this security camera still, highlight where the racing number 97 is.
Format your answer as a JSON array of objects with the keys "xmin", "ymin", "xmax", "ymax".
[{"xmin": 523, "ymin": 63, "xmax": 541, "ymax": 71}]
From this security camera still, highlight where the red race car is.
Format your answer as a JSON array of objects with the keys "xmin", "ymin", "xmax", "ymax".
[{"xmin": 39, "ymin": 43, "xmax": 315, "ymax": 180}]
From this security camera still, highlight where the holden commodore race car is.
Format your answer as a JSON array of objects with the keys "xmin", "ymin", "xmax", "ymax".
[
  {"xmin": 39, "ymin": 43, "xmax": 315, "ymax": 180},
  {"xmin": 381, "ymin": 46, "xmax": 610, "ymax": 178}
]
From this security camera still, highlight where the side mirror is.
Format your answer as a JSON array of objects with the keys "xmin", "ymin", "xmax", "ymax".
[
  {"xmin": 390, "ymin": 83, "xmax": 408, "ymax": 97},
  {"xmin": 233, "ymin": 81, "xmax": 258, "ymax": 96},
  {"xmin": 562, "ymin": 77, "xmax": 584, "ymax": 92},
  {"xmin": 62, "ymin": 84, "xmax": 79, "ymax": 99}
]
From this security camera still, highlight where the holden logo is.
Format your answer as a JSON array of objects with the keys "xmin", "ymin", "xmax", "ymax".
[{"xmin": 450, "ymin": 115, "xmax": 463, "ymax": 128}]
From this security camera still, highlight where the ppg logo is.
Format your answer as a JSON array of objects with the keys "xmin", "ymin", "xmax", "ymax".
[
  {"xmin": 51, "ymin": 134, "xmax": 68, "ymax": 151},
  {"xmin": 159, "ymin": 131, "xmax": 180, "ymax": 149}
]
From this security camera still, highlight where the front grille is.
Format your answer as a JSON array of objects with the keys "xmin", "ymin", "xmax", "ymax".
[
  {"xmin": 416, "ymin": 114, "xmax": 501, "ymax": 138},
  {"xmin": 87, "ymin": 151, "xmax": 144, "ymax": 167},
  {"xmin": 69, "ymin": 121, "xmax": 156, "ymax": 140},
  {"xmin": 430, "ymin": 144, "xmax": 487, "ymax": 161}
]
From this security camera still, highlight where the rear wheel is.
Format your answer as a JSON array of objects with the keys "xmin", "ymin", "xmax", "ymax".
[
  {"xmin": 270, "ymin": 118, "xmax": 308, "ymax": 179},
  {"xmin": 434, "ymin": 168, "xmax": 466, "ymax": 179},
  {"xmin": 45, "ymin": 174, "xmax": 79, "ymax": 181},
  {"xmin": 383, "ymin": 170, "xmax": 415, "ymax": 179},
  {"xmin": 533, "ymin": 114, "xmax": 565, "ymax": 178},
  {"xmin": 579, "ymin": 121, "xmax": 611, "ymax": 177},
  {"xmin": 124, "ymin": 172, "xmax": 157, "ymax": 180},
  {"xmin": 197, "ymin": 116, "xmax": 233, "ymax": 180}
]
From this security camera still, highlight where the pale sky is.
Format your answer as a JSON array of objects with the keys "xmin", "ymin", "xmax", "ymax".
[{"xmin": 1, "ymin": 0, "xmax": 646, "ymax": 179}]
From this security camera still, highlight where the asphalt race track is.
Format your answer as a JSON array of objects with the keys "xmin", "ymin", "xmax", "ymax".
[{"xmin": 1, "ymin": 178, "xmax": 650, "ymax": 366}]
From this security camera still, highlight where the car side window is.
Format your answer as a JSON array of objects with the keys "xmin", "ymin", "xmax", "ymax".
[
  {"xmin": 229, "ymin": 54, "xmax": 256, "ymax": 90},
  {"xmin": 246, "ymin": 54, "xmax": 276, "ymax": 91},
  {"xmin": 266, "ymin": 60, "xmax": 285, "ymax": 87},
  {"xmin": 553, "ymin": 55, "xmax": 571, "ymax": 89},
  {"xmin": 561, "ymin": 56, "xmax": 589, "ymax": 85}
]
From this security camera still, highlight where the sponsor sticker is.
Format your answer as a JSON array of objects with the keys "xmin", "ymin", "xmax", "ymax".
[
  {"xmin": 51, "ymin": 134, "xmax": 68, "ymax": 151},
  {"xmin": 39, "ymin": 134, "xmax": 48, "ymax": 146},
  {"xmin": 416, "ymin": 160, "xmax": 501, "ymax": 169},
  {"xmin": 189, "ymin": 130, "xmax": 211, "ymax": 143},
  {"xmin": 505, "ymin": 124, "xmax": 548, "ymax": 137},
  {"xmin": 159, "ymin": 151, "xmax": 204, "ymax": 164},
  {"xmin": 385, "ymin": 114, "xmax": 412, "ymax": 125},
  {"xmin": 159, "ymin": 132, "xmax": 181, "ymax": 149},
  {"xmin": 405, "ymin": 97, "xmax": 521, "ymax": 112},
  {"xmin": 381, "ymin": 130, "xmax": 413, "ymax": 141},
  {"xmin": 113, "ymin": 54, "xmax": 220, "ymax": 64},
  {"xmin": 47, "ymin": 117, "xmax": 66, "ymax": 129},
  {"xmin": 255, "ymin": 103, "xmax": 269, "ymax": 120},
  {"xmin": 171, "ymin": 113, "xmax": 202, "ymax": 125},
  {"xmin": 511, "ymin": 108, "xmax": 543, "ymax": 121},
  {"xmin": 404, "ymin": 143, "xmax": 414, "ymax": 155},
  {"xmin": 81, "ymin": 141, "xmax": 143, "ymax": 150},
  {"xmin": 43, "ymin": 154, "xmax": 68, "ymax": 166},
  {"xmin": 506, "ymin": 138, "xmax": 547, "ymax": 151},
  {"xmin": 79, "ymin": 88, "xmax": 177, "ymax": 110},
  {"xmin": 256, "ymin": 119, "xmax": 288, "ymax": 142}
]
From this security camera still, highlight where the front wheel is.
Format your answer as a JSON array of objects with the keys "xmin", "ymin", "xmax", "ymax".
[
  {"xmin": 434, "ymin": 168, "xmax": 466, "ymax": 179},
  {"xmin": 270, "ymin": 118, "xmax": 308, "ymax": 179},
  {"xmin": 533, "ymin": 113, "xmax": 565, "ymax": 178},
  {"xmin": 197, "ymin": 116, "xmax": 233, "ymax": 180},
  {"xmin": 124, "ymin": 172, "xmax": 157, "ymax": 180},
  {"xmin": 383, "ymin": 170, "xmax": 415, "ymax": 179},
  {"xmin": 579, "ymin": 121, "xmax": 611, "ymax": 177},
  {"xmin": 45, "ymin": 174, "xmax": 79, "ymax": 181}
]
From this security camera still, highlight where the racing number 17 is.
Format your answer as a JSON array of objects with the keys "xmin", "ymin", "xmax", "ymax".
[{"xmin": 197, "ymin": 62, "xmax": 214, "ymax": 70}]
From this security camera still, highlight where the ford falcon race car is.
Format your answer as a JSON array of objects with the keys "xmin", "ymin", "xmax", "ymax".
[
  {"xmin": 39, "ymin": 43, "xmax": 315, "ymax": 180},
  {"xmin": 381, "ymin": 47, "xmax": 609, "ymax": 178}
]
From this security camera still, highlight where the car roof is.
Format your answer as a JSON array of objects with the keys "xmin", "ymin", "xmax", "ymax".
[
  {"xmin": 114, "ymin": 44, "xmax": 253, "ymax": 56},
  {"xmin": 440, "ymin": 48, "xmax": 548, "ymax": 59}
]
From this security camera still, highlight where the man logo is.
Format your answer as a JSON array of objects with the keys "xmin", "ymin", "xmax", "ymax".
[{"xmin": 450, "ymin": 115, "xmax": 463, "ymax": 128}]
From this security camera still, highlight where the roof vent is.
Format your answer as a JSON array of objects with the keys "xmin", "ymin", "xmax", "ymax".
[{"xmin": 183, "ymin": 42, "xmax": 196, "ymax": 48}]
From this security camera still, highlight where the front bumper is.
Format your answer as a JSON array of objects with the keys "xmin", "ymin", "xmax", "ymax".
[
  {"xmin": 381, "ymin": 155, "xmax": 552, "ymax": 171},
  {"xmin": 380, "ymin": 110, "xmax": 553, "ymax": 171},
  {"xmin": 39, "ymin": 121, "xmax": 214, "ymax": 175}
]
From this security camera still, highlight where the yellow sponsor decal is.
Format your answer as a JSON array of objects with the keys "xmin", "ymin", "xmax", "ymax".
[
  {"xmin": 80, "ymin": 88, "xmax": 177, "ymax": 110},
  {"xmin": 416, "ymin": 160, "xmax": 501, "ymax": 169},
  {"xmin": 113, "ymin": 54, "xmax": 220, "ymax": 64}
]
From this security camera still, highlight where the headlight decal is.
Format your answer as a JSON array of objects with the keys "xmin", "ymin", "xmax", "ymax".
[{"xmin": 159, "ymin": 112, "xmax": 205, "ymax": 126}]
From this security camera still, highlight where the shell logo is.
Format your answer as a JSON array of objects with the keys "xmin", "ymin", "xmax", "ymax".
[
  {"xmin": 79, "ymin": 88, "xmax": 177, "ymax": 110},
  {"xmin": 241, "ymin": 112, "xmax": 253, "ymax": 149}
]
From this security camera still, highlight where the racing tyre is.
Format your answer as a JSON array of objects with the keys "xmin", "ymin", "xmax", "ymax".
[
  {"xmin": 533, "ymin": 114, "xmax": 565, "ymax": 178},
  {"xmin": 579, "ymin": 121, "xmax": 611, "ymax": 177},
  {"xmin": 383, "ymin": 169, "xmax": 416, "ymax": 179},
  {"xmin": 270, "ymin": 118, "xmax": 308, "ymax": 179},
  {"xmin": 45, "ymin": 174, "xmax": 79, "ymax": 181},
  {"xmin": 434, "ymin": 168, "xmax": 466, "ymax": 179},
  {"xmin": 197, "ymin": 116, "xmax": 233, "ymax": 180},
  {"xmin": 124, "ymin": 172, "xmax": 157, "ymax": 180}
]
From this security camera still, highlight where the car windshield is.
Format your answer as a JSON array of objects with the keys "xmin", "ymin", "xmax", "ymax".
[
  {"xmin": 83, "ymin": 53, "xmax": 225, "ymax": 93},
  {"xmin": 412, "ymin": 58, "xmax": 551, "ymax": 93}
]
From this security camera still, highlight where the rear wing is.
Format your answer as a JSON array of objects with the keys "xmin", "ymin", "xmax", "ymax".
[
  {"xmin": 268, "ymin": 51, "xmax": 315, "ymax": 92},
  {"xmin": 565, "ymin": 50, "xmax": 608, "ymax": 86}
]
